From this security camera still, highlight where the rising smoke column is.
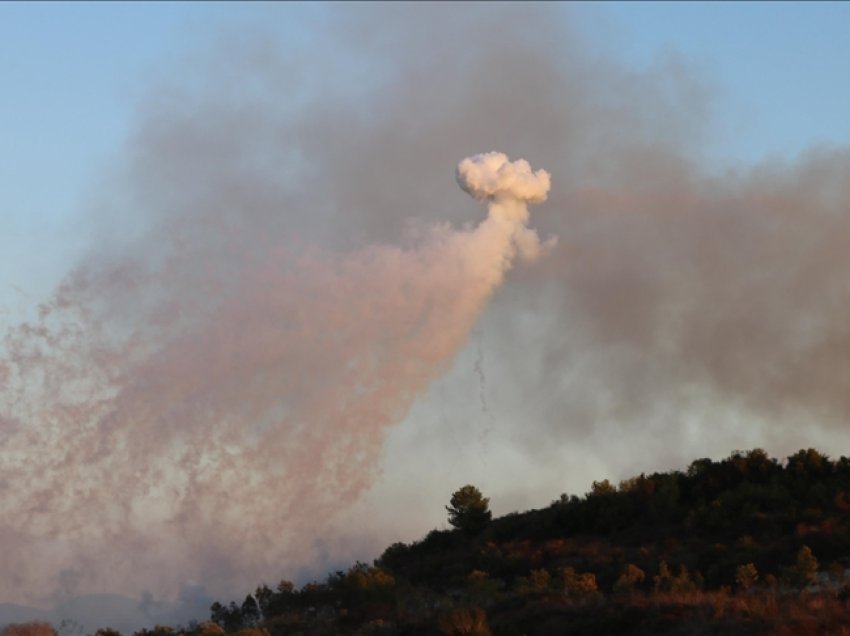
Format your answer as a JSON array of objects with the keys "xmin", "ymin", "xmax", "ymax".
[
  {"xmin": 0, "ymin": 153, "xmax": 551, "ymax": 605},
  {"xmin": 9, "ymin": 1, "xmax": 850, "ymax": 616}
]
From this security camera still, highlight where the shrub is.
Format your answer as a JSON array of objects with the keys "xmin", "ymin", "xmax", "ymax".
[
  {"xmin": 437, "ymin": 607, "xmax": 491, "ymax": 636},
  {"xmin": 562, "ymin": 567, "xmax": 599, "ymax": 598},
  {"xmin": 736, "ymin": 563, "xmax": 759, "ymax": 591},
  {"xmin": 614, "ymin": 564, "xmax": 645, "ymax": 594}
]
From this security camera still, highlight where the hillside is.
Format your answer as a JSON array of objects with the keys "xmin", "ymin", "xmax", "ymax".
[{"xmin": 9, "ymin": 447, "xmax": 850, "ymax": 636}]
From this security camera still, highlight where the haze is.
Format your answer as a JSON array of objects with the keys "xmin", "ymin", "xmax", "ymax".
[{"xmin": 2, "ymin": 2, "xmax": 850, "ymax": 630}]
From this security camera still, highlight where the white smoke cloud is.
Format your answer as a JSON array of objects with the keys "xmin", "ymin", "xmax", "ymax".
[
  {"xmin": 456, "ymin": 152, "xmax": 551, "ymax": 206},
  {"xmin": 457, "ymin": 152, "xmax": 556, "ymax": 262}
]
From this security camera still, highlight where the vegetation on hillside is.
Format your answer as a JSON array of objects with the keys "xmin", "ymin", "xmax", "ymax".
[{"xmin": 9, "ymin": 448, "xmax": 850, "ymax": 635}]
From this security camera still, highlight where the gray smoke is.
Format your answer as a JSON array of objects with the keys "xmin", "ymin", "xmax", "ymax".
[{"xmin": 2, "ymin": 1, "xmax": 850, "ymax": 610}]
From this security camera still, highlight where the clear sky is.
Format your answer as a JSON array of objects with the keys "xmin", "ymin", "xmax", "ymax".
[
  {"xmin": 585, "ymin": 2, "xmax": 850, "ymax": 165},
  {"xmin": 3, "ymin": 2, "xmax": 850, "ymax": 629}
]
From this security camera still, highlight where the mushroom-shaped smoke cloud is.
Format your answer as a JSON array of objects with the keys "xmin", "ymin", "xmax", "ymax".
[
  {"xmin": 457, "ymin": 152, "xmax": 556, "ymax": 261},
  {"xmin": 457, "ymin": 151, "xmax": 551, "ymax": 205}
]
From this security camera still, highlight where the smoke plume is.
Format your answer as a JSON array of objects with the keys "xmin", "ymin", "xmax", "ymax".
[
  {"xmin": 4, "ymin": 1, "xmax": 850, "ymax": 611},
  {"xmin": 0, "ymin": 149, "xmax": 549, "ymax": 605}
]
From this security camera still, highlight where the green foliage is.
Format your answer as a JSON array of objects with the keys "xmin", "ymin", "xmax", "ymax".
[{"xmin": 447, "ymin": 485, "xmax": 492, "ymax": 536}]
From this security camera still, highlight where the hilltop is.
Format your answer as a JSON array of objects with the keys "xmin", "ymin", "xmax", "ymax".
[{"xmin": 8, "ymin": 447, "xmax": 850, "ymax": 636}]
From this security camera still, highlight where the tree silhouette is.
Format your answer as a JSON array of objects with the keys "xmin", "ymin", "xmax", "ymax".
[
  {"xmin": 240, "ymin": 594, "xmax": 261, "ymax": 626},
  {"xmin": 447, "ymin": 485, "xmax": 492, "ymax": 536}
]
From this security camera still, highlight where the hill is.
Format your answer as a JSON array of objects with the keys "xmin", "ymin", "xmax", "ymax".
[{"xmin": 9, "ymin": 447, "xmax": 850, "ymax": 636}]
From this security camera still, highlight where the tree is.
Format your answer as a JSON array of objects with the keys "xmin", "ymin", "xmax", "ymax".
[
  {"xmin": 447, "ymin": 485, "xmax": 492, "ymax": 536},
  {"xmin": 240, "ymin": 594, "xmax": 261, "ymax": 626},
  {"xmin": 132, "ymin": 628, "xmax": 172, "ymax": 636},
  {"xmin": 515, "ymin": 568, "xmax": 552, "ymax": 596},
  {"xmin": 210, "ymin": 601, "xmax": 242, "ymax": 631},
  {"xmin": 787, "ymin": 449, "xmax": 830, "ymax": 478},
  {"xmin": 254, "ymin": 585, "xmax": 273, "ymax": 618},
  {"xmin": 794, "ymin": 545, "xmax": 819, "ymax": 586},
  {"xmin": 562, "ymin": 567, "xmax": 598, "ymax": 598},
  {"xmin": 588, "ymin": 479, "xmax": 616, "ymax": 496},
  {"xmin": 438, "ymin": 607, "xmax": 491, "ymax": 636},
  {"xmin": 467, "ymin": 570, "xmax": 500, "ymax": 605},
  {"xmin": 653, "ymin": 561, "xmax": 674, "ymax": 593},
  {"xmin": 613, "ymin": 564, "xmax": 645, "ymax": 594},
  {"xmin": 736, "ymin": 563, "xmax": 758, "ymax": 592}
]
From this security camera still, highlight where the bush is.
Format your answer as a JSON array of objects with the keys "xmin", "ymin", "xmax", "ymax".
[
  {"xmin": 614, "ymin": 564, "xmax": 645, "ymax": 594},
  {"xmin": 735, "ymin": 563, "xmax": 759, "ymax": 591},
  {"xmin": 562, "ymin": 567, "xmax": 598, "ymax": 598},
  {"xmin": 437, "ymin": 607, "xmax": 491, "ymax": 636}
]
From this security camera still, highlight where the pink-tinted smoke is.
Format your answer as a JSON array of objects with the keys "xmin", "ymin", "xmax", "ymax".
[{"xmin": 0, "ymin": 153, "xmax": 551, "ymax": 605}]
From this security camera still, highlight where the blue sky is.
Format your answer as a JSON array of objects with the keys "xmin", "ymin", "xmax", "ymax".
[
  {"xmin": 3, "ymin": 4, "xmax": 848, "ymax": 211},
  {"xmin": 589, "ymin": 2, "xmax": 850, "ymax": 165},
  {"xmin": 4, "ymin": 2, "xmax": 850, "ymax": 291},
  {"xmin": 1, "ymin": 2, "xmax": 187, "ymax": 301}
]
